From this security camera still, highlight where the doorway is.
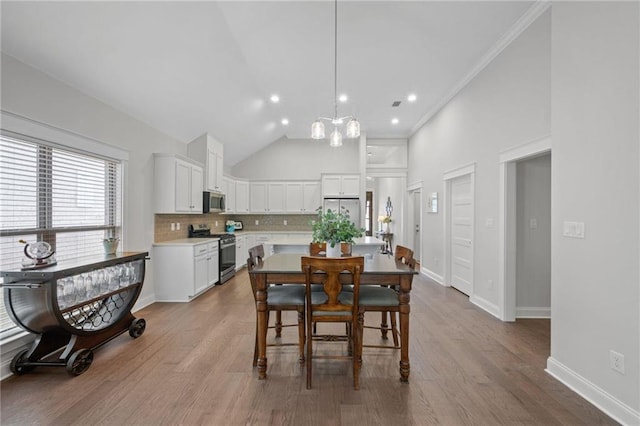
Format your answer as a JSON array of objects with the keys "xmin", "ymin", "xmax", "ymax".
[
  {"xmin": 516, "ymin": 153, "xmax": 551, "ymax": 318},
  {"xmin": 407, "ymin": 182, "xmax": 422, "ymax": 267},
  {"xmin": 444, "ymin": 164, "xmax": 475, "ymax": 296},
  {"xmin": 499, "ymin": 136, "xmax": 551, "ymax": 321}
]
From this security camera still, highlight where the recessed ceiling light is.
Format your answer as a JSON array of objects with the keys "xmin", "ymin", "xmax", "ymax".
[
  {"xmin": 407, "ymin": 94, "xmax": 417, "ymax": 102},
  {"xmin": 391, "ymin": 118, "xmax": 399, "ymax": 124},
  {"xmin": 270, "ymin": 94, "xmax": 280, "ymax": 103},
  {"xmin": 339, "ymin": 94, "xmax": 348, "ymax": 102},
  {"xmin": 281, "ymin": 118, "xmax": 289, "ymax": 125}
]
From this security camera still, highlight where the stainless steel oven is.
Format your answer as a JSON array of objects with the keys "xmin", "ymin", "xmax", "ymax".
[{"xmin": 213, "ymin": 233, "xmax": 236, "ymax": 283}]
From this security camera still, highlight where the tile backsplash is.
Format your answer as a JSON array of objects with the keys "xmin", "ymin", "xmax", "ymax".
[{"xmin": 154, "ymin": 213, "xmax": 314, "ymax": 242}]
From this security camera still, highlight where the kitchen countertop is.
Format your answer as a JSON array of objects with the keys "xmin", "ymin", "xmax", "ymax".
[
  {"xmin": 153, "ymin": 237, "xmax": 220, "ymax": 246},
  {"xmin": 269, "ymin": 236, "xmax": 384, "ymax": 246}
]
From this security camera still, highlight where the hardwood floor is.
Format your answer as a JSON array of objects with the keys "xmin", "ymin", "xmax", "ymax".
[{"xmin": 0, "ymin": 269, "xmax": 617, "ymax": 425}]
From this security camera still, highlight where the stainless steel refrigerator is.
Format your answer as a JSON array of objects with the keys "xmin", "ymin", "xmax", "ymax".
[{"xmin": 323, "ymin": 198, "xmax": 360, "ymax": 227}]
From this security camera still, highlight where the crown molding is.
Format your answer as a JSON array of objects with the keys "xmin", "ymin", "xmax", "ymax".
[{"xmin": 409, "ymin": 0, "xmax": 551, "ymax": 137}]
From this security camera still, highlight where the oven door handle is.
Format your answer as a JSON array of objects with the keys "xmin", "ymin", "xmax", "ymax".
[{"xmin": 220, "ymin": 241, "xmax": 236, "ymax": 249}]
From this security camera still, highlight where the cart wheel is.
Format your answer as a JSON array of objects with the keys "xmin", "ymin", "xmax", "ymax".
[
  {"xmin": 129, "ymin": 318, "xmax": 146, "ymax": 338},
  {"xmin": 10, "ymin": 349, "xmax": 35, "ymax": 375},
  {"xmin": 66, "ymin": 349, "xmax": 93, "ymax": 376}
]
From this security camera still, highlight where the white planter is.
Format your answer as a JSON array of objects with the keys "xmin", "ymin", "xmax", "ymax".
[
  {"xmin": 326, "ymin": 243, "xmax": 341, "ymax": 257},
  {"xmin": 103, "ymin": 239, "xmax": 119, "ymax": 255}
]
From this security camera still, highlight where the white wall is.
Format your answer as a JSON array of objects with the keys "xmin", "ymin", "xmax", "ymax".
[
  {"xmin": 231, "ymin": 136, "xmax": 359, "ymax": 180},
  {"xmin": 548, "ymin": 2, "xmax": 639, "ymax": 421},
  {"xmin": 0, "ymin": 53, "xmax": 186, "ymax": 307},
  {"xmin": 516, "ymin": 154, "xmax": 551, "ymax": 314},
  {"xmin": 407, "ymin": 11, "xmax": 551, "ymax": 307}
]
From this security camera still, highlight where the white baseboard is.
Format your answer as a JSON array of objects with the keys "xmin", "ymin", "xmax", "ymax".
[
  {"xmin": 132, "ymin": 294, "xmax": 155, "ymax": 312},
  {"xmin": 2, "ymin": 294, "xmax": 157, "ymax": 381},
  {"xmin": 546, "ymin": 357, "xmax": 640, "ymax": 426},
  {"xmin": 422, "ymin": 267, "xmax": 444, "ymax": 285},
  {"xmin": 470, "ymin": 294, "xmax": 501, "ymax": 319},
  {"xmin": 516, "ymin": 306, "xmax": 551, "ymax": 318}
]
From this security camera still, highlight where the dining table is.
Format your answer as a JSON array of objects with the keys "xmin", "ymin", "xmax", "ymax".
[{"xmin": 248, "ymin": 252, "xmax": 417, "ymax": 382}]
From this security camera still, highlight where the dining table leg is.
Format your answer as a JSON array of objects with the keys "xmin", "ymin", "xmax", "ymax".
[
  {"xmin": 255, "ymin": 273, "xmax": 268, "ymax": 379},
  {"xmin": 398, "ymin": 275, "xmax": 411, "ymax": 383}
]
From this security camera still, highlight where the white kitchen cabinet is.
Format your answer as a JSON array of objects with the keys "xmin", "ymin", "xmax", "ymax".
[
  {"xmin": 153, "ymin": 240, "xmax": 219, "ymax": 302},
  {"xmin": 188, "ymin": 133, "xmax": 224, "ymax": 193},
  {"xmin": 250, "ymin": 182, "xmax": 286, "ymax": 213},
  {"xmin": 268, "ymin": 182, "xmax": 286, "ymax": 213},
  {"xmin": 285, "ymin": 181, "xmax": 321, "ymax": 213},
  {"xmin": 322, "ymin": 174, "xmax": 360, "ymax": 198},
  {"xmin": 235, "ymin": 180, "xmax": 250, "ymax": 213},
  {"xmin": 154, "ymin": 154, "xmax": 203, "ymax": 214},
  {"xmin": 254, "ymin": 234, "xmax": 274, "ymax": 258},
  {"xmin": 223, "ymin": 176, "xmax": 236, "ymax": 213},
  {"xmin": 235, "ymin": 235, "xmax": 245, "ymax": 269},
  {"xmin": 244, "ymin": 234, "xmax": 257, "ymax": 257},
  {"xmin": 250, "ymin": 182, "xmax": 268, "ymax": 212}
]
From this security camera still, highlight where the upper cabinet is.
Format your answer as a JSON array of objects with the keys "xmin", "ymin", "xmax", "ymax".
[
  {"xmin": 235, "ymin": 180, "xmax": 250, "ymax": 213},
  {"xmin": 223, "ymin": 176, "xmax": 235, "ymax": 213},
  {"xmin": 250, "ymin": 182, "xmax": 286, "ymax": 213},
  {"xmin": 187, "ymin": 133, "xmax": 224, "ymax": 193},
  {"xmin": 154, "ymin": 154, "xmax": 203, "ymax": 214},
  {"xmin": 322, "ymin": 174, "xmax": 360, "ymax": 198},
  {"xmin": 286, "ymin": 182, "xmax": 321, "ymax": 213}
]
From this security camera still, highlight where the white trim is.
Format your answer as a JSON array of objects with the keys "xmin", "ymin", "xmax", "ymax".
[
  {"xmin": 422, "ymin": 267, "xmax": 444, "ymax": 285},
  {"xmin": 498, "ymin": 135, "xmax": 551, "ymax": 321},
  {"xmin": 470, "ymin": 295, "xmax": 501, "ymax": 319},
  {"xmin": 407, "ymin": 181, "xmax": 422, "ymax": 192},
  {"xmin": 515, "ymin": 307, "xmax": 551, "ymax": 318},
  {"xmin": 499, "ymin": 135, "xmax": 552, "ymax": 163},
  {"xmin": 407, "ymin": 182, "xmax": 423, "ymax": 267},
  {"xmin": 1, "ymin": 298, "xmax": 154, "ymax": 380},
  {"xmin": 410, "ymin": 1, "xmax": 551, "ymax": 136},
  {"xmin": 546, "ymin": 357, "xmax": 640, "ymax": 426},
  {"xmin": 444, "ymin": 162, "xmax": 476, "ymax": 181},
  {"xmin": 1, "ymin": 110, "xmax": 129, "ymax": 161}
]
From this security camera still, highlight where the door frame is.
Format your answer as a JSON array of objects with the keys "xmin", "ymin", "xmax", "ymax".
[
  {"xmin": 407, "ymin": 181, "xmax": 423, "ymax": 269},
  {"xmin": 498, "ymin": 135, "xmax": 551, "ymax": 321},
  {"xmin": 444, "ymin": 163, "xmax": 476, "ymax": 293}
]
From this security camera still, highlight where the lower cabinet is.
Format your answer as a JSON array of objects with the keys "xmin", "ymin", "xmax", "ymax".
[
  {"xmin": 153, "ymin": 241, "xmax": 219, "ymax": 302},
  {"xmin": 235, "ymin": 235, "xmax": 245, "ymax": 270}
]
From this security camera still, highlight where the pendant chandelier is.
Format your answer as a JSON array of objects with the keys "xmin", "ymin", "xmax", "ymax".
[{"xmin": 310, "ymin": 0, "xmax": 360, "ymax": 147}]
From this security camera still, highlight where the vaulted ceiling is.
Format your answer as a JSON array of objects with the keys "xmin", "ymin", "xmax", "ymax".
[{"xmin": 1, "ymin": 1, "xmax": 537, "ymax": 166}]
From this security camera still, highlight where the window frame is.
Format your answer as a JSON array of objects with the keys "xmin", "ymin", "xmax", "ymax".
[{"xmin": 0, "ymin": 111, "xmax": 128, "ymax": 349}]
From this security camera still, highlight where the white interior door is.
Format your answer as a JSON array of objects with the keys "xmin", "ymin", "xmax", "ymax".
[{"xmin": 450, "ymin": 174, "xmax": 473, "ymax": 295}]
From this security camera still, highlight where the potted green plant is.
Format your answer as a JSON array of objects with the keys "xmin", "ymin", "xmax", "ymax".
[{"xmin": 311, "ymin": 207, "xmax": 364, "ymax": 257}]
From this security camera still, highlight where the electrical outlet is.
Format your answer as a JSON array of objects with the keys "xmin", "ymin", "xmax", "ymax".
[
  {"xmin": 610, "ymin": 350, "xmax": 625, "ymax": 374},
  {"xmin": 255, "ymin": 220, "xmax": 259, "ymax": 226},
  {"xmin": 215, "ymin": 221, "xmax": 218, "ymax": 227},
  {"xmin": 176, "ymin": 223, "xmax": 180, "ymax": 230},
  {"xmin": 283, "ymin": 220, "xmax": 287, "ymax": 226},
  {"xmin": 530, "ymin": 218, "xmax": 537, "ymax": 229},
  {"xmin": 170, "ymin": 223, "xmax": 175, "ymax": 231}
]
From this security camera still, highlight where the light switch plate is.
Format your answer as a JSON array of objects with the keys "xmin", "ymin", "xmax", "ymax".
[{"xmin": 563, "ymin": 221, "xmax": 585, "ymax": 238}]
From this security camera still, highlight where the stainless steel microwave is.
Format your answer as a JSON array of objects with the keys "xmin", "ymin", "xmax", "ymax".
[{"xmin": 203, "ymin": 191, "xmax": 225, "ymax": 213}]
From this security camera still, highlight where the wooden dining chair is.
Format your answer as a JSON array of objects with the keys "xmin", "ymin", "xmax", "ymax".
[
  {"xmin": 360, "ymin": 245, "xmax": 414, "ymax": 350},
  {"xmin": 309, "ymin": 242, "xmax": 352, "ymax": 256},
  {"xmin": 301, "ymin": 256, "xmax": 364, "ymax": 390},
  {"xmin": 247, "ymin": 245, "xmax": 306, "ymax": 366}
]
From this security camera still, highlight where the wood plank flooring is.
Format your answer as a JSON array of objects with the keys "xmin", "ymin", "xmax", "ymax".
[{"xmin": 0, "ymin": 269, "xmax": 617, "ymax": 425}]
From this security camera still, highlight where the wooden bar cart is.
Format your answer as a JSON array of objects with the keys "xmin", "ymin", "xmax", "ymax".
[{"xmin": 1, "ymin": 251, "xmax": 148, "ymax": 376}]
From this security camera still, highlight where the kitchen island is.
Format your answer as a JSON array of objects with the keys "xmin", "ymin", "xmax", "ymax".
[{"xmin": 270, "ymin": 235, "xmax": 385, "ymax": 255}]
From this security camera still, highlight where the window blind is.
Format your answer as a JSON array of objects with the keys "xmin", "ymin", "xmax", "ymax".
[{"xmin": 0, "ymin": 133, "xmax": 122, "ymax": 337}]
